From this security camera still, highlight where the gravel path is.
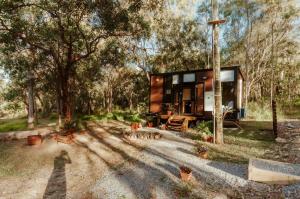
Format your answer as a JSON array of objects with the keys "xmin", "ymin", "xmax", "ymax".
[{"xmin": 91, "ymin": 128, "xmax": 270, "ymax": 199}]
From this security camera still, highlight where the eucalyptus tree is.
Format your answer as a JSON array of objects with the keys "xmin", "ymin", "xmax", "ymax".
[{"xmin": 0, "ymin": 0, "xmax": 153, "ymax": 122}]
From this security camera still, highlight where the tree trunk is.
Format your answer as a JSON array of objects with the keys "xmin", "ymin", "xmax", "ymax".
[
  {"xmin": 56, "ymin": 74, "xmax": 63, "ymax": 129},
  {"xmin": 61, "ymin": 71, "xmax": 72, "ymax": 122},
  {"xmin": 129, "ymin": 92, "xmax": 133, "ymax": 111},
  {"xmin": 27, "ymin": 66, "xmax": 35, "ymax": 129},
  {"xmin": 212, "ymin": 0, "xmax": 223, "ymax": 144}
]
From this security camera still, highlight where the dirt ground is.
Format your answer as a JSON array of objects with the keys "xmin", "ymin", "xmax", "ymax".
[
  {"xmin": 0, "ymin": 121, "xmax": 147, "ymax": 199},
  {"xmin": 0, "ymin": 120, "xmax": 300, "ymax": 199}
]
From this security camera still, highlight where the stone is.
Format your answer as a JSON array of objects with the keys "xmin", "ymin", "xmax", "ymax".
[
  {"xmin": 213, "ymin": 193, "xmax": 228, "ymax": 199},
  {"xmin": 292, "ymin": 137, "xmax": 300, "ymax": 144},
  {"xmin": 282, "ymin": 183, "xmax": 300, "ymax": 199},
  {"xmin": 248, "ymin": 158, "xmax": 300, "ymax": 185},
  {"xmin": 275, "ymin": 137, "xmax": 287, "ymax": 143},
  {"xmin": 286, "ymin": 123, "xmax": 295, "ymax": 129}
]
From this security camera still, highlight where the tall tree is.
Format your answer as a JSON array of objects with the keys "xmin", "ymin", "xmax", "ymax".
[
  {"xmin": 0, "ymin": 0, "xmax": 150, "ymax": 122},
  {"xmin": 211, "ymin": 0, "xmax": 223, "ymax": 144}
]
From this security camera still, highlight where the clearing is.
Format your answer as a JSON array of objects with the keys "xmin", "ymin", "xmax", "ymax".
[{"xmin": 0, "ymin": 120, "xmax": 299, "ymax": 199}]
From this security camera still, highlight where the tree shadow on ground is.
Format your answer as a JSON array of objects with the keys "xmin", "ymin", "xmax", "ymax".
[
  {"xmin": 43, "ymin": 150, "xmax": 71, "ymax": 199},
  {"xmin": 76, "ymin": 125, "xmax": 184, "ymax": 198},
  {"xmin": 79, "ymin": 123, "xmax": 262, "ymax": 198}
]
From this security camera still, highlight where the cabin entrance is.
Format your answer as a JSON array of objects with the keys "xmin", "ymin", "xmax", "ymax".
[
  {"xmin": 195, "ymin": 82, "xmax": 204, "ymax": 115},
  {"xmin": 182, "ymin": 86, "xmax": 194, "ymax": 114},
  {"xmin": 171, "ymin": 82, "xmax": 204, "ymax": 115}
]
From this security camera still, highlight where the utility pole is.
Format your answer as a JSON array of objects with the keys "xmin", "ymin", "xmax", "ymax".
[{"xmin": 208, "ymin": 0, "xmax": 225, "ymax": 144}]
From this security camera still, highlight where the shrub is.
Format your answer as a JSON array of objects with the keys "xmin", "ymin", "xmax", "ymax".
[
  {"xmin": 126, "ymin": 113, "xmax": 142, "ymax": 122},
  {"xmin": 246, "ymin": 101, "xmax": 284, "ymax": 120},
  {"xmin": 195, "ymin": 121, "xmax": 213, "ymax": 136}
]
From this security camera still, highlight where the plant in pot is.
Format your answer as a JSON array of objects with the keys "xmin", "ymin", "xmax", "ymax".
[
  {"xmin": 130, "ymin": 114, "xmax": 142, "ymax": 132},
  {"xmin": 197, "ymin": 146, "xmax": 208, "ymax": 159},
  {"xmin": 179, "ymin": 166, "xmax": 192, "ymax": 182},
  {"xmin": 167, "ymin": 104, "xmax": 174, "ymax": 116},
  {"xmin": 195, "ymin": 121, "xmax": 214, "ymax": 143}
]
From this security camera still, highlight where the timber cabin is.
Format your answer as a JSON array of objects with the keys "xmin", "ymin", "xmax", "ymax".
[{"xmin": 149, "ymin": 66, "xmax": 244, "ymax": 131}]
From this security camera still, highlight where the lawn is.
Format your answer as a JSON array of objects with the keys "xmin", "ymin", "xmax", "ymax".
[
  {"xmin": 192, "ymin": 121, "xmax": 276, "ymax": 164},
  {"xmin": 0, "ymin": 115, "xmax": 59, "ymax": 133},
  {"xmin": 0, "ymin": 118, "xmax": 28, "ymax": 133}
]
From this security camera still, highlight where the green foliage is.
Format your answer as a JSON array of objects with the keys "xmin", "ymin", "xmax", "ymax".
[
  {"xmin": 294, "ymin": 98, "xmax": 300, "ymax": 107},
  {"xmin": 81, "ymin": 111, "xmax": 142, "ymax": 123},
  {"xmin": 246, "ymin": 101, "xmax": 284, "ymax": 121},
  {"xmin": 126, "ymin": 113, "xmax": 142, "ymax": 122},
  {"xmin": 194, "ymin": 121, "xmax": 213, "ymax": 136},
  {"xmin": 0, "ymin": 118, "xmax": 27, "ymax": 133},
  {"xmin": 196, "ymin": 121, "xmax": 275, "ymax": 164}
]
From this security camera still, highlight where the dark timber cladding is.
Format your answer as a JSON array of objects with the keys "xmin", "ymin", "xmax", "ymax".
[{"xmin": 149, "ymin": 66, "xmax": 245, "ymax": 121}]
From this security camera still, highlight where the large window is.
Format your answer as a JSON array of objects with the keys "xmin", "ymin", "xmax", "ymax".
[{"xmin": 183, "ymin": 73, "xmax": 195, "ymax": 82}]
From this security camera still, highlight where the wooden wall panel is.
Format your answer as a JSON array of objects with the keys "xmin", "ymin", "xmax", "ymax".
[
  {"xmin": 150, "ymin": 75, "xmax": 164, "ymax": 113},
  {"xmin": 197, "ymin": 71, "xmax": 213, "ymax": 91}
]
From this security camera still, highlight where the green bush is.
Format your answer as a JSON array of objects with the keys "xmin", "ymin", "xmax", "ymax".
[
  {"xmin": 125, "ymin": 113, "xmax": 142, "ymax": 122},
  {"xmin": 246, "ymin": 101, "xmax": 284, "ymax": 120},
  {"xmin": 294, "ymin": 98, "xmax": 300, "ymax": 107},
  {"xmin": 195, "ymin": 121, "xmax": 213, "ymax": 136}
]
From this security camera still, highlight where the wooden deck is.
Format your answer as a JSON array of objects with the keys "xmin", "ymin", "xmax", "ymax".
[{"xmin": 158, "ymin": 114, "xmax": 197, "ymax": 132}]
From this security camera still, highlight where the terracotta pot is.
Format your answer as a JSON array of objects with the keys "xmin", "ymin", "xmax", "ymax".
[
  {"xmin": 206, "ymin": 136, "xmax": 214, "ymax": 143},
  {"xmin": 167, "ymin": 111, "xmax": 173, "ymax": 116},
  {"xmin": 179, "ymin": 166, "xmax": 192, "ymax": 182},
  {"xmin": 198, "ymin": 151, "xmax": 208, "ymax": 159},
  {"xmin": 131, "ymin": 122, "xmax": 140, "ymax": 132},
  {"xmin": 203, "ymin": 135, "xmax": 213, "ymax": 143},
  {"xmin": 27, "ymin": 135, "xmax": 42, "ymax": 146},
  {"xmin": 147, "ymin": 122, "xmax": 153, "ymax": 128}
]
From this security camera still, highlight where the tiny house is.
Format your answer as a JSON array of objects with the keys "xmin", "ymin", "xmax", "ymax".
[{"xmin": 149, "ymin": 66, "xmax": 244, "ymax": 122}]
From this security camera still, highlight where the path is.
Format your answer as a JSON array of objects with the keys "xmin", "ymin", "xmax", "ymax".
[{"xmin": 91, "ymin": 128, "xmax": 271, "ymax": 199}]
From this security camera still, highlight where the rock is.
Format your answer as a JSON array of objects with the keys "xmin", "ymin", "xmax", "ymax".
[
  {"xmin": 292, "ymin": 137, "xmax": 300, "ymax": 144},
  {"xmin": 282, "ymin": 183, "xmax": 300, "ymax": 199},
  {"xmin": 276, "ymin": 137, "xmax": 287, "ymax": 143},
  {"xmin": 248, "ymin": 158, "xmax": 300, "ymax": 185},
  {"xmin": 213, "ymin": 193, "xmax": 228, "ymax": 199},
  {"xmin": 286, "ymin": 123, "xmax": 295, "ymax": 129}
]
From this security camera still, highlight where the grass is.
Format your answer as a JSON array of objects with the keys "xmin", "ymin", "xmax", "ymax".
[
  {"xmin": 191, "ymin": 121, "xmax": 276, "ymax": 164},
  {"xmin": 0, "ymin": 118, "xmax": 28, "ymax": 133}
]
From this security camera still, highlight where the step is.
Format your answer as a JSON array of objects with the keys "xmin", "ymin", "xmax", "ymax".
[
  {"xmin": 167, "ymin": 122, "xmax": 183, "ymax": 126},
  {"xmin": 166, "ymin": 126, "xmax": 182, "ymax": 131},
  {"xmin": 248, "ymin": 158, "xmax": 300, "ymax": 185}
]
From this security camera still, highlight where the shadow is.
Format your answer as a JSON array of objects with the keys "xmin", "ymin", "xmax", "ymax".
[
  {"xmin": 207, "ymin": 161, "xmax": 247, "ymax": 179},
  {"xmin": 77, "ymin": 124, "xmax": 182, "ymax": 198},
  {"xmin": 79, "ymin": 121, "xmax": 258, "ymax": 198},
  {"xmin": 155, "ymin": 162, "xmax": 179, "ymax": 178},
  {"xmin": 176, "ymin": 147, "xmax": 196, "ymax": 156},
  {"xmin": 43, "ymin": 150, "xmax": 71, "ymax": 199}
]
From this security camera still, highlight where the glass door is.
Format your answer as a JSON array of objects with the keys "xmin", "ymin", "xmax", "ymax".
[
  {"xmin": 182, "ymin": 86, "xmax": 195, "ymax": 114},
  {"xmin": 195, "ymin": 83, "xmax": 204, "ymax": 115}
]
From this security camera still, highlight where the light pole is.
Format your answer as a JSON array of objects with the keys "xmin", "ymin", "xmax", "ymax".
[{"xmin": 208, "ymin": 0, "xmax": 225, "ymax": 144}]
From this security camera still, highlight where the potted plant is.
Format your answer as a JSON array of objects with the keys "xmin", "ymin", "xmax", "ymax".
[
  {"xmin": 197, "ymin": 146, "xmax": 208, "ymax": 159},
  {"xmin": 27, "ymin": 134, "xmax": 42, "ymax": 146},
  {"xmin": 179, "ymin": 166, "xmax": 192, "ymax": 182},
  {"xmin": 167, "ymin": 104, "xmax": 174, "ymax": 116},
  {"xmin": 131, "ymin": 122, "xmax": 140, "ymax": 132},
  {"xmin": 195, "ymin": 121, "xmax": 214, "ymax": 143},
  {"xmin": 130, "ymin": 114, "xmax": 142, "ymax": 132}
]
